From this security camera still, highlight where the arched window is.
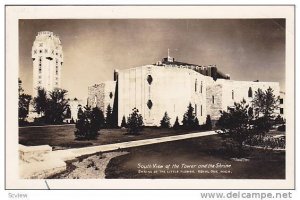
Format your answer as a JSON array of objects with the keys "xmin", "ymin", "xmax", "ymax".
[
  {"xmin": 212, "ymin": 95, "xmax": 215, "ymax": 104},
  {"xmin": 248, "ymin": 87, "xmax": 253, "ymax": 98},
  {"xmin": 232, "ymin": 90, "xmax": 234, "ymax": 100},
  {"xmin": 195, "ymin": 79, "xmax": 197, "ymax": 92}
]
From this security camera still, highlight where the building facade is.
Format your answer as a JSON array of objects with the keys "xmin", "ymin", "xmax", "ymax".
[
  {"xmin": 88, "ymin": 56, "xmax": 282, "ymax": 127},
  {"xmin": 87, "ymin": 81, "xmax": 116, "ymax": 117},
  {"xmin": 32, "ymin": 31, "xmax": 63, "ymax": 97}
]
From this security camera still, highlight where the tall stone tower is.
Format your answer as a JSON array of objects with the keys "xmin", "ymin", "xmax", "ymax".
[{"xmin": 32, "ymin": 31, "xmax": 63, "ymax": 96}]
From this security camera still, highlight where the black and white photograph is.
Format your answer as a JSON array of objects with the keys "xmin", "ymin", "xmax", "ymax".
[{"xmin": 5, "ymin": 5, "xmax": 295, "ymax": 190}]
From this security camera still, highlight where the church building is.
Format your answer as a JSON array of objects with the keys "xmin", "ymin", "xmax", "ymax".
[{"xmin": 88, "ymin": 54, "xmax": 281, "ymax": 127}]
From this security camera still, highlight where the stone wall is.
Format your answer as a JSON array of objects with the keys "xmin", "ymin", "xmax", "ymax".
[
  {"xmin": 87, "ymin": 81, "xmax": 116, "ymax": 116},
  {"xmin": 206, "ymin": 79, "xmax": 281, "ymax": 121},
  {"xmin": 206, "ymin": 83, "xmax": 223, "ymax": 121}
]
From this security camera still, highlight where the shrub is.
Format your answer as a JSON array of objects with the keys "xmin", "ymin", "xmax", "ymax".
[
  {"xmin": 120, "ymin": 115, "xmax": 127, "ymax": 128},
  {"xmin": 216, "ymin": 99, "xmax": 255, "ymax": 153},
  {"xmin": 182, "ymin": 103, "xmax": 198, "ymax": 130},
  {"xmin": 173, "ymin": 116, "xmax": 180, "ymax": 129},
  {"xmin": 205, "ymin": 115, "xmax": 212, "ymax": 130},
  {"xmin": 74, "ymin": 105, "xmax": 100, "ymax": 140},
  {"xmin": 277, "ymin": 125, "xmax": 286, "ymax": 132},
  {"xmin": 160, "ymin": 112, "xmax": 171, "ymax": 128},
  {"xmin": 127, "ymin": 108, "xmax": 143, "ymax": 135}
]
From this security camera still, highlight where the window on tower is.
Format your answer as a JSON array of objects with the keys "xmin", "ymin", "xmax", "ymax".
[
  {"xmin": 45, "ymin": 49, "xmax": 48, "ymax": 53},
  {"xmin": 195, "ymin": 79, "xmax": 197, "ymax": 92},
  {"xmin": 34, "ymin": 50, "xmax": 37, "ymax": 54},
  {"xmin": 212, "ymin": 95, "xmax": 215, "ymax": 104},
  {"xmin": 39, "ymin": 50, "xmax": 42, "ymax": 53},
  {"xmin": 39, "ymin": 43, "xmax": 43, "ymax": 47}
]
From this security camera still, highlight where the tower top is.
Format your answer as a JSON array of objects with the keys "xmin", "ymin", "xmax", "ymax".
[{"xmin": 162, "ymin": 48, "xmax": 175, "ymax": 63}]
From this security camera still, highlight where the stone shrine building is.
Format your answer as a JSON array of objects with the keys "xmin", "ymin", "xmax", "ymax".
[{"xmin": 88, "ymin": 55, "xmax": 281, "ymax": 127}]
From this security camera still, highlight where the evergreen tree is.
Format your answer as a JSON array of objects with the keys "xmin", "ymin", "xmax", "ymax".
[
  {"xmin": 205, "ymin": 115, "xmax": 212, "ymax": 130},
  {"xmin": 44, "ymin": 88, "xmax": 69, "ymax": 124},
  {"xmin": 105, "ymin": 104, "xmax": 113, "ymax": 128},
  {"xmin": 65, "ymin": 106, "xmax": 71, "ymax": 118},
  {"xmin": 18, "ymin": 79, "xmax": 32, "ymax": 123},
  {"xmin": 182, "ymin": 103, "xmax": 197, "ymax": 130},
  {"xmin": 217, "ymin": 99, "xmax": 255, "ymax": 152},
  {"xmin": 252, "ymin": 87, "xmax": 280, "ymax": 133},
  {"xmin": 74, "ymin": 105, "xmax": 100, "ymax": 140},
  {"xmin": 194, "ymin": 117, "xmax": 200, "ymax": 129},
  {"xmin": 92, "ymin": 107, "xmax": 105, "ymax": 129},
  {"xmin": 33, "ymin": 87, "xmax": 48, "ymax": 117},
  {"xmin": 120, "ymin": 115, "xmax": 127, "ymax": 128},
  {"xmin": 77, "ymin": 106, "xmax": 84, "ymax": 119},
  {"xmin": 160, "ymin": 112, "xmax": 171, "ymax": 128},
  {"xmin": 127, "ymin": 108, "xmax": 143, "ymax": 135},
  {"xmin": 173, "ymin": 116, "xmax": 180, "ymax": 129}
]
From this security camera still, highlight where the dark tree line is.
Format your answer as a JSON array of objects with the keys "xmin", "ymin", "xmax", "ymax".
[
  {"xmin": 33, "ymin": 88, "xmax": 69, "ymax": 124},
  {"xmin": 18, "ymin": 79, "xmax": 32, "ymax": 125}
]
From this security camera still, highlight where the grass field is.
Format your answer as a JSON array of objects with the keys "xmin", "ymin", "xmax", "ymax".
[
  {"xmin": 19, "ymin": 125, "xmax": 201, "ymax": 149},
  {"xmin": 105, "ymin": 135, "xmax": 285, "ymax": 179}
]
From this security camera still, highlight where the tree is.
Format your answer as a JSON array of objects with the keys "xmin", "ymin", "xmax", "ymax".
[
  {"xmin": 120, "ymin": 115, "xmax": 127, "ymax": 128},
  {"xmin": 205, "ymin": 115, "xmax": 212, "ymax": 130},
  {"xmin": 182, "ymin": 103, "xmax": 197, "ymax": 130},
  {"xmin": 216, "ymin": 99, "xmax": 255, "ymax": 153},
  {"xmin": 252, "ymin": 87, "xmax": 280, "ymax": 133},
  {"xmin": 92, "ymin": 107, "xmax": 105, "ymax": 129},
  {"xmin": 33, "ymin": 87, "xmax": 48, "ymax": 117},
  {"xmin": 194, "ymin": 117, "xmax": 200, "ymax": 129},
  {"xmin": 105, "ymin": 104, "xmax": 113, "ymax": 128},
  {"xmin": 127, "ymin": 108, "xmax": 143, "ymax": 135},
  {"xmin": 274, "ymin": 115, "xmax": 285, "ymax": 125},
  {"xmin": 18, "ymin": 79, "xmax": 32, "ymax": 123},
  {"xmin": 173, "ymin": 116, "xmax": 180, "ymax": 129},
  {"xmin": 65, "ymin": 105, "xmax": 71, "ymax": 118},
  {"xmin": 77, "ymin": 106, "xmax": 84, "ymax": 120},
  {"xmin": 44, "ymin": 89, "xmax": 69, "ymax": 124},
  {"xmin": 160, "ymin": 112, "xmax": 171, "ymax": 128},
  {"xmin": 74, "ymin": 105, "xmax": 100, "ymax": 140}
]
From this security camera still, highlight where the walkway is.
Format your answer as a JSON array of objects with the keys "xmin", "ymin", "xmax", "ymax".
[
  {"xmin": 53, "ymin": 130, "xmax": 217, "ymax": 161},
  {"xmin": 20, "ymin": 130, "xmax": 217, "ymax": 178}
]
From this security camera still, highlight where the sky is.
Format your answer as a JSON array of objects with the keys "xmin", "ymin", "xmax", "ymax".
[{"xmin": 19, "ymin": 19, "xmax": 285, "ymax": 100}]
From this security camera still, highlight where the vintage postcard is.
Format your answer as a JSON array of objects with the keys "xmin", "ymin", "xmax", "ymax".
[{"xmin": 5, "ymin": 5, "xmax": 295, "ymax": 189}]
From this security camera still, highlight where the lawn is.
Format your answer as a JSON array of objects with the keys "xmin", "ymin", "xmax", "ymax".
[
  {"xmin": 105, "ymin": 135, "xmax": 285, "ymax": 179},
  {"xmin": 19, "ymin": 125, "xmax": 202, "ymax": 149}
]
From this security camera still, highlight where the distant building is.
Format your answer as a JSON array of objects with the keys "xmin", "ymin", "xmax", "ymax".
[
  {"xmin": 87, "ymin": 81, "xmax": 116, "ymax": 117},
  {"xmin": 91, "ymin": 55, "xmax": 282, "ymax": 127},
  {"xmin": 63, "ymin": 98, "xmax": 84, "ymax": 123},
  {"xmin": 32, "ymin": 31, "xmax": 63, "ymax": 97}
]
